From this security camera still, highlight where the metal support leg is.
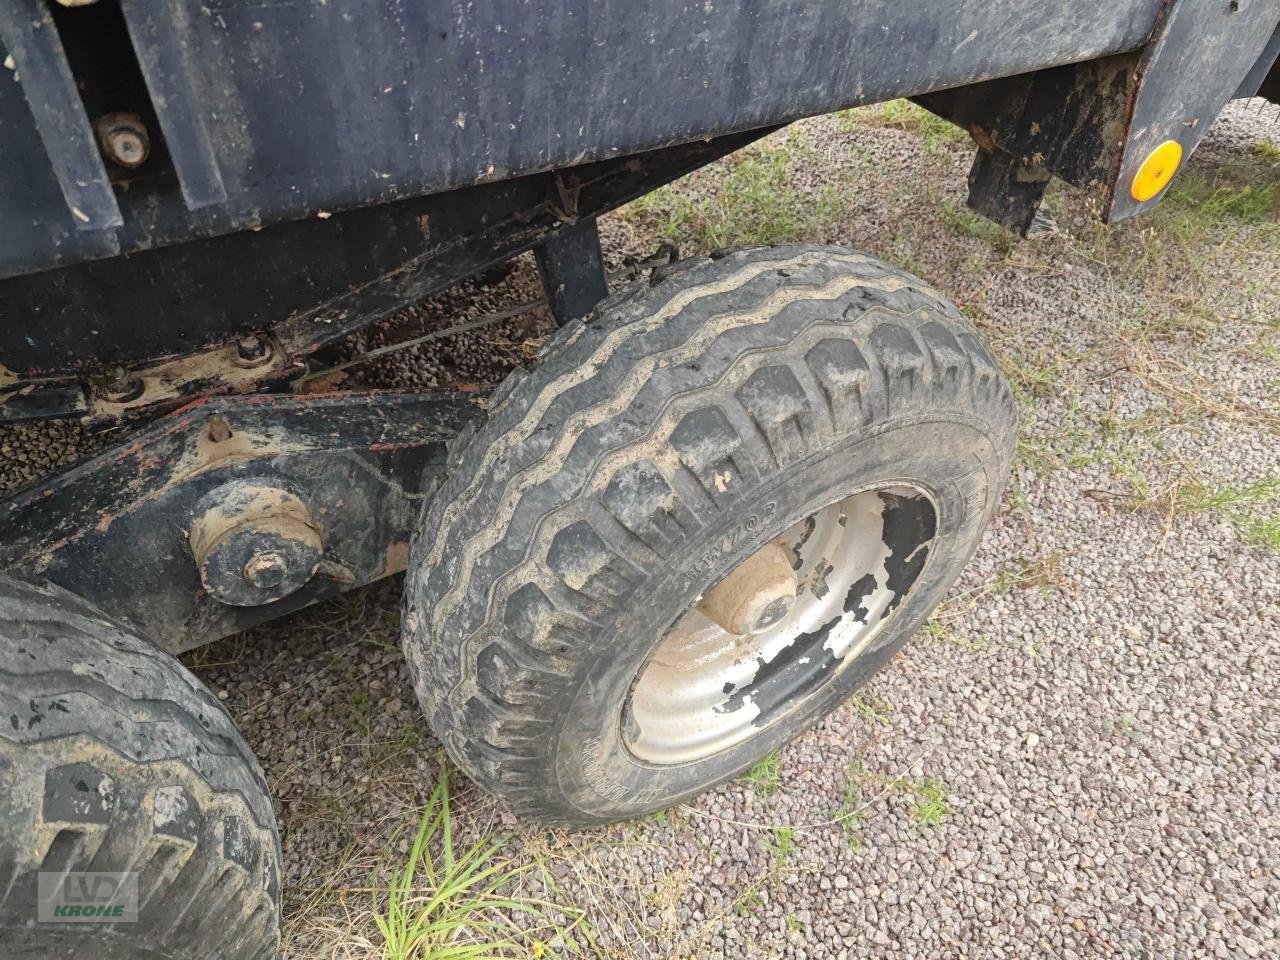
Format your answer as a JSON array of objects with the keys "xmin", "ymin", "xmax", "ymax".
[
  {"xmin": 534, "ymin": 217, "xmax": 609, "ymax": 326},
  {"xmin": 966, "ymin": 148, "xmax": 1053, "ymax": 238}
]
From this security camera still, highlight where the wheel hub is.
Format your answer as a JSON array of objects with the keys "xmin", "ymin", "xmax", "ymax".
[
  {"xmin": 624, "ymin": 485, "xmax": 937, "ymax": 765},
  {"xmin": 696, "ymin": 542, "xmax": 798, "ymax": 636}
]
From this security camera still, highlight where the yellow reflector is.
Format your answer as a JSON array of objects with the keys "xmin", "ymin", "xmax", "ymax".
[{"xmin": 1131, "ymin": 140, "xmax": 1183, "ymax": 202}]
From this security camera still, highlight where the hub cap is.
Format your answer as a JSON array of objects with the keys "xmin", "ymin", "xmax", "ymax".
[{"xmin": 623, "ymin": 485, "xmax": 937, "ymax": 765}]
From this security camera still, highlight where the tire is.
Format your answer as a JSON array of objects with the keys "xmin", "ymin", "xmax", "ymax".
[
  {"xmin": 403, "ymin": 244, "xmax": 1016, "ymax": 824},
  {"xmin": 0, "ymin": 576, "xmax": 281, "ymax": 960}
]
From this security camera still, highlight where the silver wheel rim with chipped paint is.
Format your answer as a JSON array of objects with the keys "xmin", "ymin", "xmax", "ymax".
[{"xmin": 623, "ymin": 484, "xmax": 938, "ymax": 765}]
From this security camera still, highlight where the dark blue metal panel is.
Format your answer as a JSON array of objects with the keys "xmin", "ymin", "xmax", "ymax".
[
  {"xmin": 0, "ymin": 0, "xmax": 1161, "ymax": 279},
  {"xmin": 120, "ymin": 0, "xmax": 228, "ymax": 210},
  {"xmin": 0, "ymin": 3, "xmax": 120, "ymax": 244}
]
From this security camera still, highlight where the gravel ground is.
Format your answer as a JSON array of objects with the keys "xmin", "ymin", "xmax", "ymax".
[{"xmin": 3, "ymin": 100, "xmax": 1277, "ymax": 959}]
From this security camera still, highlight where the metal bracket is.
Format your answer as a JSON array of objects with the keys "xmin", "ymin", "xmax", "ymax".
[
  {"xmin": 0, "ymin": 389, "xmax": 486, "ymax": 651},
  {"xmin": 0, "ymin": 0, "xmax": 122, "ymax": 233},
  {"xmin": 534, "ymin": 217, "xmax": 610, "ymax": 326}
]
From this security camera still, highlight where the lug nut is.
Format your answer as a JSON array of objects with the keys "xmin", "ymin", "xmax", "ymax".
[
  {"xmin": 104, "ymin": 374, "xmax": 144, "ymax": 403},
  {"xmin": 244, "ymin": 551, "xmax": 288, "ymax": 589},
  {"xmin": 95, "ymin": 112, "xmax": 150, "ymax": 169},
  {"xmin": 235, "ymin": 334, "xmax": 272, "ymax": 366}
]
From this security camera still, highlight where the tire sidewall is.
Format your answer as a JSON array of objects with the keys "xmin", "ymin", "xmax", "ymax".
[{"xmin": 551, "ymin": 414, "xmax": 1004, "ymax": 820}]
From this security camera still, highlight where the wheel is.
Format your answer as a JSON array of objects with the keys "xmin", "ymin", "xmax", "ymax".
[
  {"xmin": 403, "ymin": 244, "xmax": 1016, "ymax": 824},
  {"xmin": 0, "ymin": 576, "xmax": 281, "ymax": 960}
]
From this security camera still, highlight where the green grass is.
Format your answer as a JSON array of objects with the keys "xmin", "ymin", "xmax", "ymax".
[
  {"xmin": 1160, "ymin": 174, "xmax": 1277, "ymax": 227},
  {"xmin": 861, "ymin": 99, "xmax": 969, "ymax": 153},
  {"xmin": 908, "ymin": 779, "xmax": 949, "ymax": 829},
  {"xmin": 1239, "ymin": 516, "xmax": 1280, "ymax": 550},
  {"xmin": 941, "ymin": 200, "xmax": 1015, "ymax": 253},
  {"xmin": 622, "ymin": 129, "xmax": 844, "ymax": 252},
  {"xmin": 375, "ymin": 770, "xmax": 581, "ymax": 960},
  {"xmin": 765, "ymin": 826, "xmax": 797, "ymax": 864},
  {"xmin": 740, "ymin": 752, "xmax": 782, "ymax": 798}
]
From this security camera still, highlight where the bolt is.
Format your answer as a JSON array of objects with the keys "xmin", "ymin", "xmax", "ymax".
[
  {"xmin": 206, "ymin": 415, "xmax": 233, "ymax": 444},
  {"xmin": 754, "ymin": 595, "xmax": 795, "ymax": 632},
  {"xmin": 95, "ymin": 112, "xmax": 150, "ymax": 169},
  {"xmin": 104, "ymin": 374, "xmax": 144, "ymax": 403},
  {"xmin": 235, "ymin": 334, "xmax": 272, "ymax": 366},
  {"xmin": 244, "ymin": 551, "xmax": 288, "ymax": 589},
  {"xmin": 55, "ymin": 0, "xmax": 100, "ymax": 6}
]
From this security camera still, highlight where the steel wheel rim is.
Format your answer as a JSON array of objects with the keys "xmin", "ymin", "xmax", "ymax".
[{"xmin": 623, "ymin": 484, "xmax": 938, "ymax": 766}]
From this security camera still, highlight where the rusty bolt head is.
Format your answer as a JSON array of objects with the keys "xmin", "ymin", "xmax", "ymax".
[
  {"xmin": 95, "ymin": 112, "xmax": 150, "ymax": 169},
  {"xmin": 206, "ymin": 415, "xmax": 233, "ymax": 444},
  {"xmin": 104, "ymin": 374, "xmax": 144, "ymax": 403},
  {"xmin": 244, "ymin": 551, "xmax": 288, "ymax": 589},
  {"xmin": 752, "ymin": 595, "xmax": 795, "ymax": 632},
  {"xmin": 235, "ymin": 334, "xmax": 271, "ymax": 366}
]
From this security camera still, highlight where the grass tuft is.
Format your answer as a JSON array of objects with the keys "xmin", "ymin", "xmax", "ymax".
[
  {"xmin": 765, "ymin": 826, "xmax": 797, "ymax": 863},
  {"xmin": 375, "ymin": 770, "xmax": 581, "ymax": 960},
  {"xmin": 908, "ymin": 779, "xmax": 949, "ymax": 829},
  {"xmin": 740, "ymin": 752, "xmax": 782, "ymax": 798}
]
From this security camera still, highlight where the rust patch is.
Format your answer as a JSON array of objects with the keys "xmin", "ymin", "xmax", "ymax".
[
  {"xmin": 91, "ymin": 338, "xmax": 286, "ymax": 421},
  {"xmin": 383, "ymin": 540, "xmax": 410, "ymax": 576}
]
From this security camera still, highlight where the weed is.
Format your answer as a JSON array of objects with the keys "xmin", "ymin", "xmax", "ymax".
[
  {"xmin": 922, "ymin": 620, "xmax": 991, "ymax": 651},
  {"xmin": 909, "ymin": 779, "xmax": 949, "ymax": 828},
  {"xmin": 785, "ymin": 913, "xmax": 804, "ymax": 931},
  {"xmin": 1174, "ymin": 473, "xmax": 1280, "ymax": 513},
  {"xmin": 1159, "ymin": 172, "xmax": 1277, "ymax": 227},
  {"xmin": 375, "ymin": 770, "xmax": 581, "ymax": 959},
  {"xmin": 991, "ymin": 553, "xmax": 1066, "ymax": 595},
  {"xmin": 1174, "ymin": 474, "xmax": 1280, "ymax": 553},
  {"xmin": 850, "ymin": 692, "xmax": 894, "ymax": 725},
  {"xmin": 1255, "ymin": 140, "xmax": 1280, "ymax": 164},
  {"xmin": 765, "ymin": 826, "xmax": 797, "ymax": 863},
  {"xmin": 741, "ymin": 752, "xmax": 782, "ymax": 798},
  {"xmin": 833, "ymin": 108, "xmax": 862, "ymax": 134},
  {"xmin": 347, "ymin": 690, "xmax": 377, "ymax": 740},
  {"xmin": 1239, "ymin": 516, "xmax": 1280, "ymax": 550},
  {"xmin": 842, "ymin": 762, "xmax": 950, "ymax": 830},
  {"xmin": 735, "ymin": 887, "xmax": 764, "ymax": 918},
  {"xmin": 835, "ymin": 778, "xmax": 868, "ymax": 850}
]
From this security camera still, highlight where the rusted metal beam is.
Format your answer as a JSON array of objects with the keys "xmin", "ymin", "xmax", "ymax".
[{"xmin": 0, "ymin": 389, "xmax": 487, "ymax": 651}]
